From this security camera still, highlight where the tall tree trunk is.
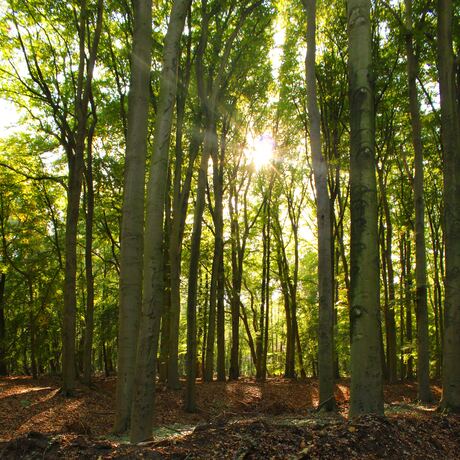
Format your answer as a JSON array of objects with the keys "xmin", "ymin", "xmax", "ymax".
[
  {"xmin": 28, "ymin": 280, "xmax": 37, "ymax": 380},
  {"xmin": 113, "ymin": 0, "xmax": 152, "ymax": 434},
  {"xmin": 168, "ymin": 121, "xmax": 200, "ymax": 389},
  {"xmin": 130, "ymin": 0, "xmax": 190, "ymax": 443},
  {"xmin": 83, "ymin": 113, "xmax": 96, "ymax": 386},
  {"xmin": 0, "ymin": 273, "xmax": 6, "ymax": 375},
  {"xmin": 347, "ymin": 0, "xmax": 384, "ymax": 417},
  {"xmin": 62, "ymin": 155, "xmax": 84, "ymax": 392},
  {"xmin": 377, "ymin": 168, "xmax": 397, "ymax": 383},
  {"xmin": 405, "ymin": 0, "xmax": 432, "ymax": 403},
  {"xmin": 277, "ymin": 246, "xmax": 293, "ymax": 378},
  {"xmin": 438, "ymin": 0, "xmax": 460, "ymax": 412},
  {"xmin": 304, "ymin": 0, "xmax": 335, "ymax": 411},
  {"xmin": 204, "ymin": 126, "xmax": 225, "ymax": 381},
  {"xmin": 61, "ymin": 0, "xmax": 103, "ymax": 396},
  {"xmin": 229, "ymin": 185, "xmax": 242, "ymax": 381},
  {"xmin": 159, "ymin": 168, "xmax": 172, "ymax": 384},
  {"xmin": 262, "ymin": 205, "xmax": 271, "ymax": 380},
  {"xmin": 256, "ymin": 201, "xmax": 267, "ymax": 380},
  {"xmin": 166, "ymin": 28, "xmax": 195, "ymax": 388},
  {"xmin": 216, "ymin": 239, "xmax": 226, "ymax": 381},
  {"xmin": 405, "ymin": 237, "xmax": 414, "ymax": 379},
  {"xmin": 185, "ymin": 118, "xmax": 216, "ymax": 411},
  {"xmin": 428, "ymin": 209, "xmax": 442, "ymax": 378}
]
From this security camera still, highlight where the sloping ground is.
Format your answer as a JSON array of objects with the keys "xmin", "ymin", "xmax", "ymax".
[{"xmin": 0, "ymin": 376, "xmax": 458, "ymax": 459}]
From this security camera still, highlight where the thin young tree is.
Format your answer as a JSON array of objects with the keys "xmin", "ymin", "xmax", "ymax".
[
  {"xmin": 404, "ymin": 0, "xmax": 432, "ymax": 403},
  {"xmin": 303, "ymin": 0, "xmax": 335, "ymax": 411}
]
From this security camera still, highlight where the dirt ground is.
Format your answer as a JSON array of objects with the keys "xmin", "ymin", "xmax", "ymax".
[{"xmin": 0, "ymin": 375, "xmax": 459, "ymax": 458}]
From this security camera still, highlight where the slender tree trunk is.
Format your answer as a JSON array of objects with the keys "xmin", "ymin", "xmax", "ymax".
[
  {"xmin": 262, "ymin": 208, "xmax": 271, "ymax": 380},
  {"xmin": 62, "ymin": 0, "xmax": 103, "ymax": 396},
  {"xmin": 83, "ymin": 123, "xmax": 96, "ymax": 386},
  {"xmin": 399, "ymin": 237, "xmax": 406, "ymax": 380},
  {"xmin": 428, "ymin": 210, "xmax": 442, "ymax": 378},
  {"xmin": 405, "ymin": 0, "xmax": 432, "ymax": 403},
  {"xmin": 347, "ymin": 0, "xmax": 384, "ymax": 417},
  {"xmin": 204, "ymin": 128, "xmax": 225, "ymax": 381},
  {"xmin": 168, "ymin": 124, "xmax": 200, "ymax": 389},
  {"xmin": 185, "ymin": 118, "xmax": 216, "ymax": 411},
  {"xmin": 215, "ymin": 133, "xmax": 226, "ymax": 382},
  {"xmin": 113, "ymin": 0, "xmax": 152, "ymax": 434},
  {"xmin": 28, "ymin": 280, "xmax": 37, "ymax": 380},
  {"xmin": 216, "ymin": 240, "xmax": 226, "ymax": 381},
  {"xmin": 304, "ymin": 0, "xmax": 335, "ymax": 411},
  {"xmin": 405, "ymin": 237, "xmax": 414, "ymax": 379},
  {"xmin": 130, "ymin": 0, "xmax": 190, "ymax": 443},
  {"xmin": 256, "ymin": 202, "xmax": 267, "ymax": 380},
  {"xmin": 0, "ymin": 273, "xmax": 6, "ymax": 375},
  {"xmin": 377, "ymin": 169, "xmax": 397, "ymax": 383},
  {"xmin": 62, "ymin": 156, "xmax": 84, "ymax": 393},
  {"xmin": 159, "ymin": 168, "xmax": 172, "ymax": 383},
  {"xmin": 438, "ymin": 0, "xmax": 460, "ymax": 412},
  {"xmin": 229, "ymin": 187, "xmax": 242, "ymax": 381}
]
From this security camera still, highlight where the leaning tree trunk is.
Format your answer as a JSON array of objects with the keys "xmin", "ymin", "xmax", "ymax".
[
  {"xmin": 438, "ymin": 0, "xmax": 460, "ymax": 412},
  {"xmin": 304, "ymin": 0, "xmax": 335, "ymax": 411},
  {"xmin": 347, "ymin": 0, "xmax": 384, "ymax": 417},
  {"xmin": 113, "ymin": 0, "xmax": 152, "ymax": 434},
  {"xmin": 130, "ymin": 0, "xmax": 191, "ymax": 443},
  {"xmin": 405, "ymin": 0, "xmax": 432, "ymax": 403}
]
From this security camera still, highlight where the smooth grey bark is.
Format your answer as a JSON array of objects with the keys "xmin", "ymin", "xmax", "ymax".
[
  {"xmin": 304, "ymin": 0, "xmax": 335, "ymax": 411},
  {"xmin": 404, "ymin": 0, "xmax": 432, "ymax": 403},
  {"xmin": 438, "ymin": 0, "xmax": 460, "ymax": 412},
  {"xmin": 347, "ymin": 0, "xmax": 384, "ymax": 417},
  {"xmin": 113, "ymin": 0, "xmax": 152, "ymax": 434},
  {"xmin": 130, "ymin": 0, "xmax": 191, "ymax": 443}
]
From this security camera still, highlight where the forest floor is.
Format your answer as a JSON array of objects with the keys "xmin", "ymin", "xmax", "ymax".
[{"xmin": 0, "ymin": 375, "xmax": 459, "ymax": 459}]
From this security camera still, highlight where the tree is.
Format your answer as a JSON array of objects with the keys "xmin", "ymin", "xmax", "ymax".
[
  {"xmin": 303, "ymin": 0, "xmax": 335, "ymax": 411},
  {"xmin": 438, "ymin": 0, "xmax": 460, "ymax": 412},
  {"xmin": 129, "ymin": 0, "xmax": 191, "ymax": 443},
  {"xmin": 404, "ymin": 0, "xmax": 432, "ymax": 403},
  {"xmin": 347, "ymin": 0, "xmax": 384, "ymax": 417},
  {"xmin": 113, "ymin": 0, "xmax": 152, "ymax": 434}
]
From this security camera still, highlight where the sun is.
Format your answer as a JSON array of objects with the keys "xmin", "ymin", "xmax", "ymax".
[{"xmin": 246, "ymin": 132, "xmax": 275, "ymax": 170}]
